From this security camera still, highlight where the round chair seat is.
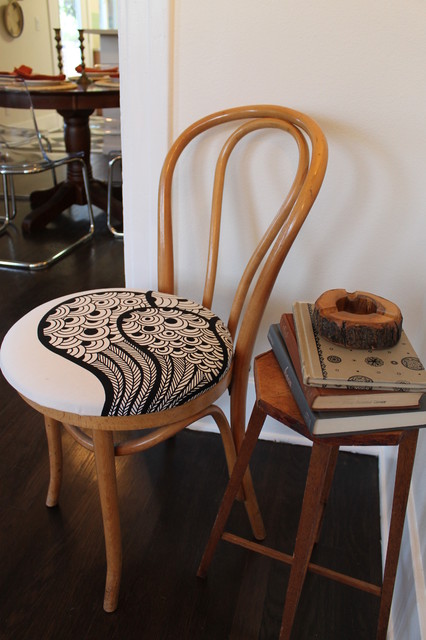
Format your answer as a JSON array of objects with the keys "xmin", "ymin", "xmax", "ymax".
[
  {"xmin": 0, "ymin": 146, "xmax": 53, "ymax": 171},
  {"xmin": 0, "ymin": 289, "xmax": 233, "ymax": 417}
]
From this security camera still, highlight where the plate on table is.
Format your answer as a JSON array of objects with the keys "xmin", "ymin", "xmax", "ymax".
[
  {"xmin": 88, "ymin": 71, "xmax": 118, "ymax": 77},
  {"xmin": 24, "ymin": 79, "xmax": 67, "ymax": 86},
  {"xmin": 1, "ymin": 80, "xmax": 77, "ymax": 91},
  {"xmin": 70, "ymin": 69, "xmax": 118, "ymax": 80},
  {"xmin": 26, "ymin": 81, "xmax": 78, "ymax": 91},
  {"xmin": 94, "ymin": 77, "xmax": 120, "ymax": 89}
]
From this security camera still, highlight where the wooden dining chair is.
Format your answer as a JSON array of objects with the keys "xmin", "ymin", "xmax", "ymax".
[{"xmin": 0, "ymin": 105, "xmax": 328, "ymax": 612}]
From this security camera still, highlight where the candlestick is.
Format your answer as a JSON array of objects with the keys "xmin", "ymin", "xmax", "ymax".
[
  {"xmin": 53, "ymin": 28, "xmax": 64, "ymax": 75},
  {"xmin": 77, "ymin": 29, "xmax": 92, "ymax": 86}
]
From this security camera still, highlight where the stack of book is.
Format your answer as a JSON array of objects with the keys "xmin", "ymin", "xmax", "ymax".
[{"xmin": 268, "ymin": 302, "xmax": 426, "ymax": 436}]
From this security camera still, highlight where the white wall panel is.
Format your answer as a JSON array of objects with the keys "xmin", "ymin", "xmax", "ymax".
[{"xmin": 119, "ymin": 1, "xmax": 426, "ymax": 635}]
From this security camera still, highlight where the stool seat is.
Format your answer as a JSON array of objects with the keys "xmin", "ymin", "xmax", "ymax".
[{"xmin": 0, "ymin": 288, "xmax": 233, "ymax": 418}]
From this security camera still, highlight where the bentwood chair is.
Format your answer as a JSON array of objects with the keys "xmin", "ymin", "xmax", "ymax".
[
  {"xmin": 0, "ymin": 77, "xmax": 95, "ymax": 269},
  {"xmin": 0, "ymin": 105, "xmax": 328, "ymax": 612}
]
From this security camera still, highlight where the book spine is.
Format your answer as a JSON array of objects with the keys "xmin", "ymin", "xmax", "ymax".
[
  {"xmin": 292, "ymin": 302, "xmax": 322, "ymax": 385},
  {"xmin": 279, "ymin": 316, "xmax": 301, "ymax": 382},
  {"xmin": 280, "ymin": 314, "xmax": 319, "ymax": 408},
  {"xmin": 268, "ymin": 324, "xmax": 316, "ymax": 432}
]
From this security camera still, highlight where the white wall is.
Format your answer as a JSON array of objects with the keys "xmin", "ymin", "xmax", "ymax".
[
  {"xmin": 0, "ymin": 0, "xmax": 60, "ymax": 129},
  {"xmin": 0, "ymin": 0, "xmax": 57, "ymax": 75},
  {"xmin": 119, "ymin": 1, "xmax": 425, "ymax": 637}
]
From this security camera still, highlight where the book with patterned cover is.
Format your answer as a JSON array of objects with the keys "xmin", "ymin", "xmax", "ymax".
[
  {"xmin": 268, "ymin": 324, "xmax": 426, "ymax": 436},
  {"xmin": 293, "ymin": 302, "xmax": 426, "ymax": 391},
  {"xmin": 279, "ymin": 314, "xmax": 422, "ymax": 410}
]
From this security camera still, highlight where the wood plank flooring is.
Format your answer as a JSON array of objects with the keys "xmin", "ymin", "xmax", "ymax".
[{"xmin": 0, "ymin": 193, "xmax": 382, "ymax": 639}]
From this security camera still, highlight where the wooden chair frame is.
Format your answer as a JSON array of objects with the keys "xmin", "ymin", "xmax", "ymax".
[{"xmin": 15, "ymin": 105, "xmax": 328, "ymax": 611}]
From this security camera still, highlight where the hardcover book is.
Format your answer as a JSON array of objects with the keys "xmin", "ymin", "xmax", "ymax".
[
  {"xmin": 268, "ymin": 324, "xmax": 426, "ymax": 437},
  {"xmin": 293, "ymin": 302, "xmax": 426, "ymax": 392},
  {"xmin": 279, "ymin": 314, "xmax": 422, "ymax": 411}
]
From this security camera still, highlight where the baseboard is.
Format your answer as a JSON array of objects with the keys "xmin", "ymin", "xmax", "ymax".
[
  {"xmin": 408, "ymin": 493, "xmax": 426, "ymax": 639},
  {"xmin": 377, "ymin": 448, "xmax": 425, "ymax": 640}
]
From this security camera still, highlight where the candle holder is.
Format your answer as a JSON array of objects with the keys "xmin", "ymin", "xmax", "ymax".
[
  {"xmin": 54, "ymin": 28, "xmax": 64, "ymax": 76},
  {"xmin": 77, "ymin": 29, "xmax": 92, "ymax": 86}
]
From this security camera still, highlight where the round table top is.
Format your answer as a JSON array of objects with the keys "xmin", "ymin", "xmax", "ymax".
[{"xmin": 0, "ymin": 82, "xmax": 120, "ymax": 112}]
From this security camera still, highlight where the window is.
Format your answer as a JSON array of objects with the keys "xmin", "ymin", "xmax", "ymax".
[{"xmin": 58, "ymin": 0, "xmax": 117, "ymax": 77}]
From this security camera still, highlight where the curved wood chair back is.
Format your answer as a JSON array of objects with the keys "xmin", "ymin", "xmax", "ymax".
[{"xmin": 157, "ymin": 105, "xmax": 328, "ymax": 448}]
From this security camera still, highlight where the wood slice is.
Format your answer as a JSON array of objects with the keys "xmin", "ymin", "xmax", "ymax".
[{"xmin": 313, "ymin": 289, "xmax": 403, "ymax": 350}]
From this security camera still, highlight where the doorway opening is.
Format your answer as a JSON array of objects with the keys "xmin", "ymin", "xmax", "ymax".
[{"xmin": 57, "ymin": 1, "xmax": 118, "ymax": 77}]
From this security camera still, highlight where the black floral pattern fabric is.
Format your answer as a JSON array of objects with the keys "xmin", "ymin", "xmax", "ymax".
[{"xmin": 37, "ymin": 290, "xmax": 233, "ymax": 417}]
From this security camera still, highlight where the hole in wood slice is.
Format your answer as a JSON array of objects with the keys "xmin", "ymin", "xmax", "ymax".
[{"xmin": 335, "ymin": 293, "xmax": 378, "ymax": 315}]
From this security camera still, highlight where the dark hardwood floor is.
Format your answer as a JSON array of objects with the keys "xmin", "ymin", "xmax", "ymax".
[{"xmin": 0, "ymin": 192, "xmax": 382, "ymax": 639}]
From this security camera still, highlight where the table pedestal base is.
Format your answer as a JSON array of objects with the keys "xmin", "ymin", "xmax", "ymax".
[{"xmin": 23, "ymin": 179, "xmax": 122, "ymax": 233}]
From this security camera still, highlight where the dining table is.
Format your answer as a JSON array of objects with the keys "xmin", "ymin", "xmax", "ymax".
[{"xmin": 0, "ymin": 81, "xmax": 121, "ymax": 233}]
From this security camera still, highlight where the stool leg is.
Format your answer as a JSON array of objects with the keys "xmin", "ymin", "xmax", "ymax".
[
  {"xmin": 44, "ymin": 416, "xmax": 63, "ymax": 507},
  {"xmin": 93, "ymin": 430, "xmax": 122, "ymax": 613},
  {"xmin": 279, "ymin": 442, "xmax": 338, "ymax": 640},
  {"xmin": 241, "ymin": 466, "xmax": 266, "ymax": 541},
  {"xmin": 197, "ymin": 403, "xmax": 267, "ymax": 578},
  {"xmin": 376, "ymin": 429, "xmax": 419, "ymax": 640},
  {"xmin": 314, "ymin": 446, "xmax": 339, "ymax": 543}
]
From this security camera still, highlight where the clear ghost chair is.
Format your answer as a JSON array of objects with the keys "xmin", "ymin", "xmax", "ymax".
[{"xmin": 0, "ymin": 76, "xmax": 95, "ymax": 269}]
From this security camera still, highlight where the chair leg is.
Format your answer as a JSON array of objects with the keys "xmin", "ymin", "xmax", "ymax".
[
  {"xmin": 1, "ymin": 174, "xmax": 13, "ymax": 234},
  {"xmin": 376, "ymin": 429, "xmax": 419, "ymax": 640},
  {"xmin": 279, "ymin": 442, "xmax": 338, "ymax": 640},
  {"xmin": 197, "ymin": 403, "xmax": 267, "ymax": 578},
  {"xmin": 44, "ymin": 416, "xmax": 63, "ymax": 507},
  {"xmin": 92, "ymin": 430, "xmax": 122, "ymax": 613},
  {"xmin": 8, "ymin": 175, "xmax": 17, "ymax": 219},
  {"xmin": 107, "ymin": 154, "xmax": 123, "ymax": 238},
  {"xmin": 208, "ymin": 404, "xmax": 239, "ymax": 478}
]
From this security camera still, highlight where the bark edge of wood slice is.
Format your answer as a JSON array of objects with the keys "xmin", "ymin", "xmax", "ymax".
[{"xmin": 313, "ymin": 289, "xmax": 403, "ymax": 350}]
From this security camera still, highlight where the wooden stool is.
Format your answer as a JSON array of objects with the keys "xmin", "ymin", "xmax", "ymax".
[{"xmin": 198, "ymin": 350, "xmax": 420, "ymax": 640}]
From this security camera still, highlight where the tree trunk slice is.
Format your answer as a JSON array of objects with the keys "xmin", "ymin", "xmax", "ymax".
[{"xmin": 313, "ymin": 289, "xmax": 403, "ymax": 350}]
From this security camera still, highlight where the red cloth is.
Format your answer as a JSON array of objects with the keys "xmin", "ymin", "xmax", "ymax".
[
  {"xmin": 75, "ymin": 65, "xmax": 119, "ymax": 75},
  {"xmin": 14, "ymin": 65, "xmax": 66, "ymax": 81}
]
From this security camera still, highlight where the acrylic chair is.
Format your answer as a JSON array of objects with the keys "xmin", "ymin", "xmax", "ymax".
[
  {"xmin": 0, "ymin": 123, "xmax": 58, "ymax": 230},
  {"xmin": 0, "ymin": 105, "xmax": 328, "ymax": 612},
  {"xmin": 0, "ymin": 77, "xmax": 95, "ymax": 269},
  {"xmin": 106, "ymin": 153, "xmax": 122, "ymax": 237},
  {"xmin": 89, "ymin": 115, "xmax": 122, "ymax": 236}
]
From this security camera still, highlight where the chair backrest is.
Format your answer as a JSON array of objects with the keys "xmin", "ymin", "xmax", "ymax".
[
  {"xmin": 157, "ymin": 105, "xmax": 328, "ymax": 443},
  {"xmin": 0, "ymin": 76, "xmax": 50, "ymax": 165}
]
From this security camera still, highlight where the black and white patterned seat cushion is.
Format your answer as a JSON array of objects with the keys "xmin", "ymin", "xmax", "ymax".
[{"xmin": 0, "ymin": 289, "xmax": 233, "ymax": 417}]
